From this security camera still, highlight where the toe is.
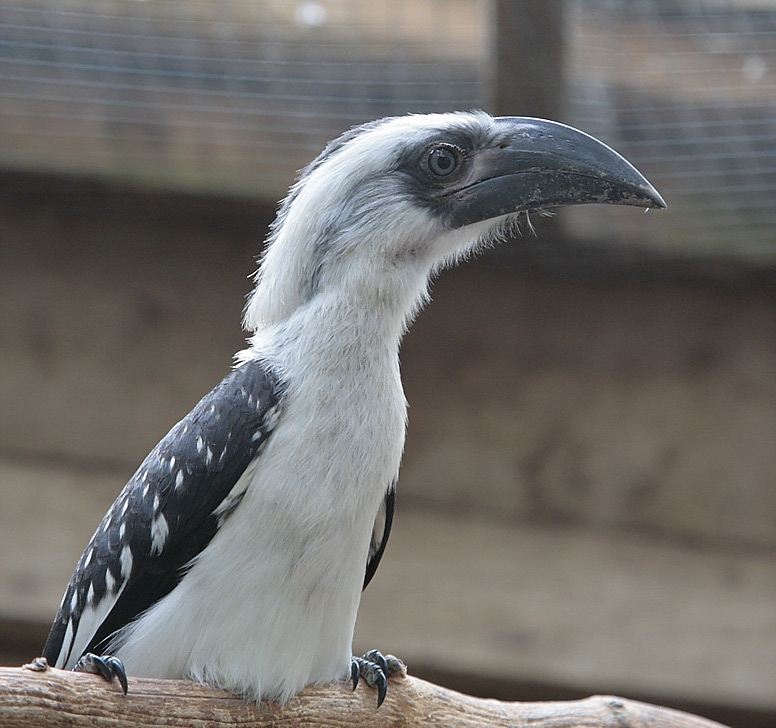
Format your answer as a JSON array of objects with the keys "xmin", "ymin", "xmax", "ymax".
[
  {"xmin": 351, "ymin": 649, "xmax": 405, "ymax": 707},
  {"xmin": 73, "ymin": 653, "xmax": 128, "ymax": 694},
  {"xmin": 105, "ymin": 656, "xmax": 128, "ymax": 695},
  {"xmin": 74, "ymin": 653, "xmax": 112, "ymax": 683},
  {"xmin": 382, "ymin": 653, "xmax": 406, "ymax": 678},
  {"xmin": 362, "ymin": 649, "xmax": 388, "ymax": 674}
]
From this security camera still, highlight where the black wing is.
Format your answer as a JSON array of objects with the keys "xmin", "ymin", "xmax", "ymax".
[
  {"xmin": 43, "ymin": 358, "xmax": 284, "ymax": 668},
  {"xmin": 363, "ymin": 483, "xmax": 395, "ymax": 590}
]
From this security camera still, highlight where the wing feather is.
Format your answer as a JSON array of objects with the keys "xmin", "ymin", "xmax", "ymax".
[
  {"xmin": 43, "ymin": 359, "xmax": 284, "ymax": 668},
  {"xmin": 363, "ymin": 484, "xmax": 395, "ymax": 590}
]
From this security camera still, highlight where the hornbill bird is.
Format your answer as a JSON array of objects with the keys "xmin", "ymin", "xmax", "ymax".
[{"xmin": 42, "ymin": 111, "xmax": 665, "ymax": 705}]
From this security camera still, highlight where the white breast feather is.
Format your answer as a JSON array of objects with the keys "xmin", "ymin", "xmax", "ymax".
[{"xmin": 108, "ymin": 302, "xmax": 407, "ymax": 702}]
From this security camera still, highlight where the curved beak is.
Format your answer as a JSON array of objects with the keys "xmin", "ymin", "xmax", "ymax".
[{"xmin": 447, "ymin": 116, "xmax": 665, "ymax": 229}]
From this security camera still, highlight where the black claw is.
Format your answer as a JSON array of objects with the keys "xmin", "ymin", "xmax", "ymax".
[
  {"xmin": 350, "ymin": 657, "xmax": 360, "ymax": 690},
  {"xmin": 106, "ymin": 656, "xmax": 129, "ymax": 695},
  {"xmin": 375, "ymin": 670, "xmax": 387, "ymax": 708},
  {"xmin": 74, "ymin": 653, "xmax": 128, "ymax": 695}
]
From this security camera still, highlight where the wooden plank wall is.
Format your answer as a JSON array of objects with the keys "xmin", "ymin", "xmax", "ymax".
[{"xmin": 1, "ymin": 172, "xmax": 774, "ymax": 727}]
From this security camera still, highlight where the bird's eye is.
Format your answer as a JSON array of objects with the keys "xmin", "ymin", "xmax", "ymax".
[{"xmin": 426, "ymin": 146, "xmax": 460, "ymax": 177}]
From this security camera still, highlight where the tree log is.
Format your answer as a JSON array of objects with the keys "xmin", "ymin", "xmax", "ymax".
[{"xmin": 0, "ymin": 665, "xmax": 729, "ymax": 728}]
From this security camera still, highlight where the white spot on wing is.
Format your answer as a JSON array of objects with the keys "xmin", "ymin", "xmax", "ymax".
[
  {"xmin": 175, "ymin": 469, "xmax": 184, "ymax": 489},
  {"xmin": 150, "ymin": 513, "xmax": 169, "ymax": 555},
  {"xmin": 205, "ymin": 447, "xmax": 213, "ymax": 466},
  {"xmin": 87, "ymin": 583, "xmax": 95, "ymax": 605},
  {"xmin": 106, "ymin": 569, "xmax": 116, "ymax": 594},
  {"xmin": 196, "ymin": 436, "xmax": 204, "ymax": 454},
  {"xmin": 120, "ymin": 544, "xmax": 133, "ymax": 579},
  {"xmin": 264, "ymin": 403, "xmax": 282, "ymax": 429}
]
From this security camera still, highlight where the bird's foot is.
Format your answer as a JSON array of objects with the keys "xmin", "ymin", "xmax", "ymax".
[
  {"xmin": 73, "ymin": 653, "xmax": 128, "ymax": 695},
  {"xmin": 22, "ymin": 656, "xmax": 50, "ymax": 672},
  {"xmin": 350, "ymin": 649, "xmax": 406, "ymax": 707}
]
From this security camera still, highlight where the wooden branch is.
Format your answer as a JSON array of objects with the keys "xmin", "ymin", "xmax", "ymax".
[{"xmin": 0, "ymin": 665, "xmax": 729, "ymax": 728}]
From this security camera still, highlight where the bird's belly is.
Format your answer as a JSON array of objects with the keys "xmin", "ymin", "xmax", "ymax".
[
  {"xmin": 115, "ymin": 529, "xmax": 364, "ymax": 701},
  {"xmin": 113, "ymin": 394, "xmax": 404, "ymax": 701}
]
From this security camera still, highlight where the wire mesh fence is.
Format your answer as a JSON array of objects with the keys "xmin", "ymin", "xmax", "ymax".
[
  {"xmin": 565, "ymin": 0, "xmax": 776, "ymax": 263},
  {"xmin": 1, "ymin": 0, "xmax": 774, "ymax": 263},
  {"xmin": 0, "ymin": 0, "xmax": 484, "ymax": 198}
]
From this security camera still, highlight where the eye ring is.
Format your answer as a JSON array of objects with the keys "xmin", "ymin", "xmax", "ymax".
[{"xmin": 426, "ymin": 145, "xmax": 461, "ymax": 178}]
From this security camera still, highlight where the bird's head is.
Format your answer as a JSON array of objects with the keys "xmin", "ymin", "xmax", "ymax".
[{"xmin": 244, "ymin": 111, "xmax": 664, "ymax": 333}]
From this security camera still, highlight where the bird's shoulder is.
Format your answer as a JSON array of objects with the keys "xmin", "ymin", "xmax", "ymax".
[{"xmin": 113, "ymin": 357, "xmax": 284, "ymax": 548}]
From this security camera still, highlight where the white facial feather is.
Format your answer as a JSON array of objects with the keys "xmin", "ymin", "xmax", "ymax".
[{"xmin": 242, "ymin": 111, "xmax": 498, "ymax": 335}]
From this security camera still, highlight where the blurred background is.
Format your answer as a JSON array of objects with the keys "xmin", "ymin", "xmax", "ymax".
[{"xmin": 0, "ymin": 1, "xmax": 774, "ymax": 726}]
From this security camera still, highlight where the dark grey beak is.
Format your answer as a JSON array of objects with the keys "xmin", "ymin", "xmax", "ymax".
[{"xmin": 447, "ymin": 116, "xmax": 665, "ymax": 229}]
